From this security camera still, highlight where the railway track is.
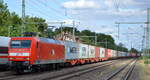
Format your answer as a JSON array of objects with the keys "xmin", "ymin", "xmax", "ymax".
[
  {"xmin": 102, "ymin": 59, "xmax": 137, "ymax": 80},
  {"xmin": 0, "ymin": 59, "xmax": 133, "ymax": 80},
  {"xmin": 0, "ymin": 71, "xmax": 11, "ymax": 77},
  {"xmin": 0, "ymin": 60, "xmax": 114, "ymax": 80},
  {"xmin": 0, "ymin": 75, "xmax": 17, "ymax": 80},
  {"xmin": 0, "ymin": 71, "xmax": 16, "ymax": 80},
  {"xmin": 42, "ymin": 59, "xmax": 128, "ymax": 80}
]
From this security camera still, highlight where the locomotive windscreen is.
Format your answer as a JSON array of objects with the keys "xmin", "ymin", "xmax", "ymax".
[{"xmin": 10, "ymin": 40, "xmax": 31, "ymax": 48}]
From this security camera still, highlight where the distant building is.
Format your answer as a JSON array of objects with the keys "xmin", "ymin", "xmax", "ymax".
[{"xmin": 54, "ymin": 32, "xmax": 81, "ymax": 43}]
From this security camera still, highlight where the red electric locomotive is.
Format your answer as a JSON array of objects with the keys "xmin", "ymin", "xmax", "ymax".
[{"xmin": 9, "ymin": 37, "xmax": 65, "ymax": 73}]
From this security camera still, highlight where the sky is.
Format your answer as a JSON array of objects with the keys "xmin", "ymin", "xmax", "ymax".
[{"xmin": 4, "ymin": 0, "xmax": 150, "ymax": 50}]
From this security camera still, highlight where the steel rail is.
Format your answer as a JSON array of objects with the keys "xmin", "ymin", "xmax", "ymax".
[
  {"xmin": 122, "ymin": 60, "xmax": 137, "ymax": 80},
  {"xmin": 103, "ymin": 59, "xmax": 136, "ymax": 80},
  {"xmin": 43, "ymin": 61, "xmax": 115, "ymax": 80}
]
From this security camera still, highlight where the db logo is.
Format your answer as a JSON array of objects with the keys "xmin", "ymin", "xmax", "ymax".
[
  {"xmin": 18, "ymin": 49, "xmax": 22, "ymax": 51},
  {"xmin": 51, "ymin": 49, "xmax": 55, "ymax": 56}
]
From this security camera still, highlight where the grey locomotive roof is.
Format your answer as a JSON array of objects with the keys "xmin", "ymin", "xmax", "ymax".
[
  {"xmin": 0, "ymin": 36, "xmax": 10, "ymax": 47},
  {"xmin": 39, "ymin": 37, "xmax": 64, "ymax": 45}
]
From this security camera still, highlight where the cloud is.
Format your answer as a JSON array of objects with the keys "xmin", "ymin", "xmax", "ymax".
[
  {"xmin": 63, "ymin": 0, "xmax": 146, "ymax": 21},
  {"xmin": 61, "ymin": 0, "xmax": 145, "ymax": 49},
  {"xmin": 94, "ymin": 26, "xmax": 119, "ymax": 41},
  {"xmin": 63, "ymin": 19, "xmax": 80, "ymax": 25},
  {"xmin": 97, "ymin": 9, "xmax": 146, "ymax": 17},
  {"xmin": 69, "ymin": 10, "xmax": 79, "ymax": 15},
  {"xmin": 94, "ymin": 26, "xmax": 116, "ymax": 33},
  {"xmin": 62, "ymin": 0, "xmax": 100, "ymax": 9},
  {"xmin": 67, "ymin": 8, "xmax": 146, "ymax": 22},
  {"xmin": 104, "ymin": 0, "xmax": 144, "ymax": 8},
  {"xmin": 63, "ymin": 19, "xmax": 73, "ymax": 25},
  {"xmin": 104, "ymin": 0, "xmax": 114, "ymax": 8}
]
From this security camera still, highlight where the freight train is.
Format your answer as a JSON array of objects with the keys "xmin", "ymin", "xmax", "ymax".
[
  {"xmin": 8, "ymin": 37, "xmax": 137, "ymax": 73},
  {"xmin": 0, "ymin": 36, "xmax": 10, "ymax": 70}
]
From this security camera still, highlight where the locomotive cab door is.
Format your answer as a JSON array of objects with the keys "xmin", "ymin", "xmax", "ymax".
[{"xmin": 36, "ymin": 42, "xmax": 41, "ymax": 62}]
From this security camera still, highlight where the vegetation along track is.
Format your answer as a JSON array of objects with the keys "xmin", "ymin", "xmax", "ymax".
[{"xmin": 102, "ymin": 59, "xmax": 137, "ymax": 80}]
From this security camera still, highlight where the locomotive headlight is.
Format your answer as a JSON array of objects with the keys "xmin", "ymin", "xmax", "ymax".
[
  {"xmin": 9, "ymin": 53, "xmax": 17, "ymax": 56},
  {"xmin": 9, "ymin": 53, "xmax": 30, "ymax": 56}
]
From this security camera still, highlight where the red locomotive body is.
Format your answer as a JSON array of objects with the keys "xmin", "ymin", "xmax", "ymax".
[
  {"xmin": 9, "ymin": 37, "xmax": 65, "ymax": 73},
  {"xmin": 36, "ymin": 39, "xmax": 65, "ymax": 64}
]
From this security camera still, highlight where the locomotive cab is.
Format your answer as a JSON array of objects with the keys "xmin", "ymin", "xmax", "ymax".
[
  {"xmin": 9, "ymin": 37, "xmax": 65, "ymax": 73},
  {"xmin": 9, "ymin": 37, "xmax": 37, "ymax": 73}
]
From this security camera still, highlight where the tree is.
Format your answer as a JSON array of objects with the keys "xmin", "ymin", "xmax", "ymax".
[
  {"xmin": 55, "ymin": 27, "xmax": 80, "ymax": 35},
  {"xmin": 0, "ymin": 0, "xmax": 48, "ymax": 37},
  {"xmin": 30, "ymin": 17, "xmax": 48, "ymax": 37},
  {"xmin": 80, "ymin": 30, "xmax": 96, "ymax": 45},
  {"xmin": 22, "ymin": 16, "xmax": 48, "ymax": 37},
  {"xmin": 9, "ymin": 12, "xmax": 22, "ymax": 36},
  {"xmin": 129, "ymin": 48, "xmax": 138, "ymax": 53},
  {"xmin": 0, "ymin": 0, "xmax": 10, "ymax": 36},
  {"xmin": 115, "ymin": 43, "xmax": 128, "ymax": 52},
  {"xmin": 96, "ymin": 33, "xmax": 116, "ymax": 49}
]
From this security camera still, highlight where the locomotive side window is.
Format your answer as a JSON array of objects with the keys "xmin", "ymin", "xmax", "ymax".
[{"xmin": 11, "ymin": 40, "xmax": 31, "ymax": 48}]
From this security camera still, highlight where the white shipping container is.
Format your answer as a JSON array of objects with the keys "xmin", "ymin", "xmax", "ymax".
[
  {"xmin": 112, "ymin": 50, "xmax": 117, "ymax": 57},
  {"xmin": 64, "ymin": 41, "xmax": 79, "ymax": 59},
  {"xmin": 118, "ymin": 51, "xmax": 122, "ymax": 57},
  {"xmin": 78, "ymin": 43, "xmax": 88, "ymax": 59},
  {"xmin": 122, "ymin": 52, "xmax": 126, "ymax": 56},
  {"xmin": 100, "ymin": 47, "xmax": 105, "ymax": 58},
  {"xmin": 88, "ymin": 45, "xmax": 95, "ymax": 58}
]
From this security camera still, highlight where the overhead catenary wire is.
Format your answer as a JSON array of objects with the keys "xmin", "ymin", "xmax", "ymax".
[
  {"xmin": 27, "ymin": 0, "xmax": 61, "ymax": 21},
  {"xmin": 114, "ymin": 0, "xmax": 120, "ymax": 11},
  {"xmin": 51, "ymin": 0, "xmax": 74, "ymax": 19},
  {"xmin": 28, "ymin": 0, "xmax": 65, "ymax": 20},
  {"xmin": 36, "ymin": 0, "xmax": 73, "ymax": 19},
  {"xmin": 46, "ymin": 0, "xmax": 68, "ymax": 17},
  {"xmin": 26, "ymin": 0, "xmax": 66, "ymax": 21}
]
